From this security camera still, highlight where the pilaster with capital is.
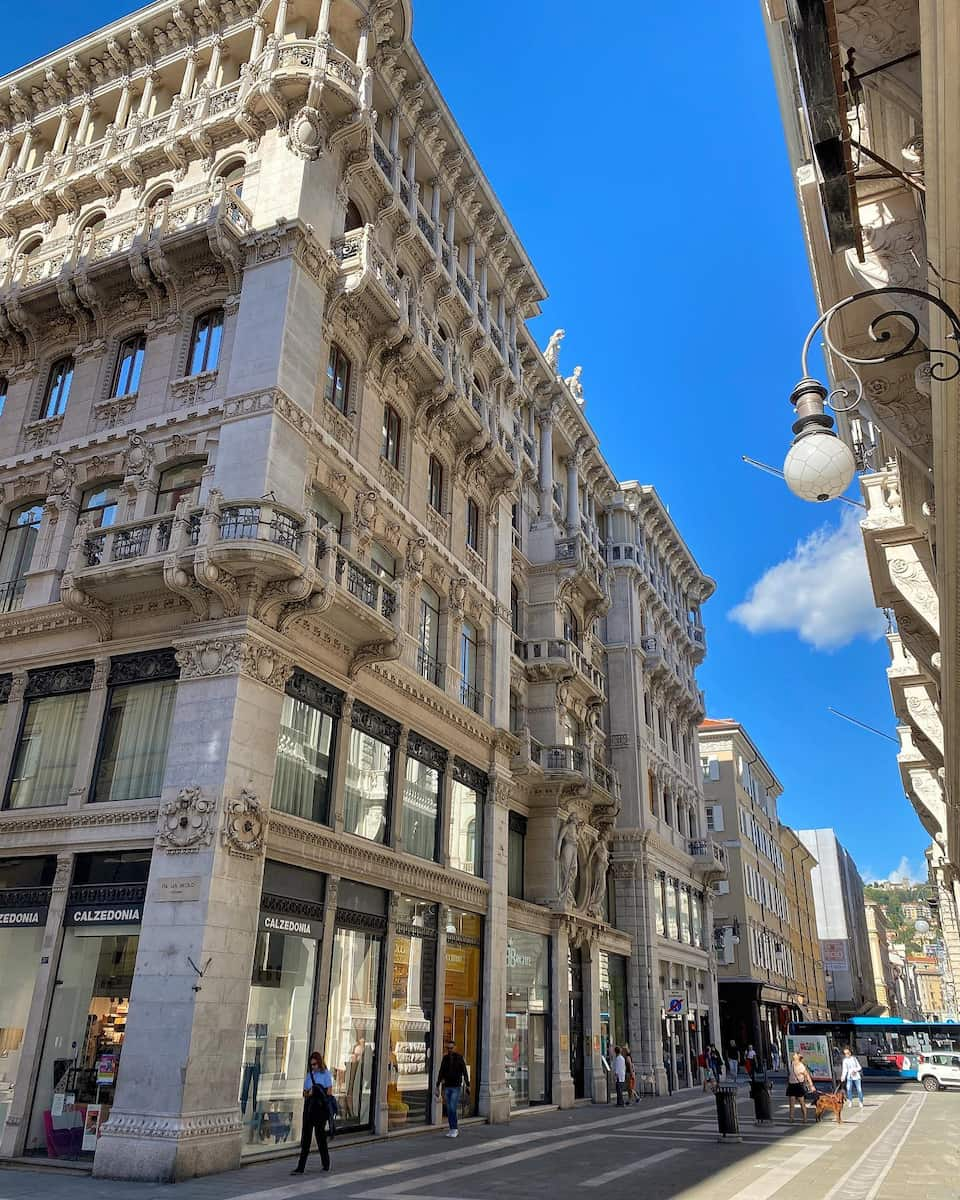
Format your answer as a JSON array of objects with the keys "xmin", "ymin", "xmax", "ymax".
[{"xmin": 477, "ymin": 773, "xmax": 512, "ymax": 1121}]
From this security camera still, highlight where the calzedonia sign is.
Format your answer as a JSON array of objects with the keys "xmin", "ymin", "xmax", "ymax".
[
  {"xmin": 0, "ymin": 907, "xmax": 48, "ymax": 928},
  {"xmin": 259, "ymin": 911, "xmax": 322, "ymax": 941},
  {"xmin": 66, "ymin": 903, "xmax": 143, "ymax": 926}
]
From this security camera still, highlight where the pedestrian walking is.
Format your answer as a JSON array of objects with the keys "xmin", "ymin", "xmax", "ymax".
[
  {"xmin": 745, "ymin": 1044, "xmax": 757, "ymax": 1077},
  {"xmin": 435, "ymin": 1038, "xmax": 470, "ymax": 1137},
  {"xmin": 840, "ymin": 1047, "xmax": 864, "ymax": 1108},
  {"xmin": 709, "ymin": 1044, "xmax": 723, "ymax": 1081},
  {"xmin": 727, "ymin": 1041, "xmax": 739, "ymax": 1079},
  {"xmin": 290, "ymin": 1051, "xmax": 332, "ymax": 1175},
  {"xmin": 786, "ymin": 1052, "xmax": 814, "ymax": 1124},
  {"xmin": 771, "ymin": 1046, "xmax": 781, "ymax": 1073},
  {"xmin": 612, "ymin": 1046, "xmax": 627, "ymax": 1105},
  {"xmin": 623, "ymin": 1045, "xmax": 639, "ymax": 1103}
]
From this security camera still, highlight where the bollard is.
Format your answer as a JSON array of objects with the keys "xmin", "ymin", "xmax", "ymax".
[{"xmin": 715, "ymin": 1082, "xmax": 743, "ymax": 1143}]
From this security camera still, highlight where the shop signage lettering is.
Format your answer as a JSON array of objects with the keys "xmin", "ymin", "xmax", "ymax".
[
  {"xmin": 66, "ymin": 905, "xmax": 143, "ymax": 926},
  {"xmin": 0, "ymin": 908, "xmax": 47, "ymax": 927},
  {"xmin": 259, "ymin": 912, "xmax": 321, "ymax": 940},
  {"xmin": 506, "ymin": 945, "xmax": 534, "ymax": 969}
]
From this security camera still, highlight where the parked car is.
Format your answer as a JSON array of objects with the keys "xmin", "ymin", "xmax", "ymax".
[{"xmin": 917, "ymin": 1053, "xmax": 960, "ymax": 1091}]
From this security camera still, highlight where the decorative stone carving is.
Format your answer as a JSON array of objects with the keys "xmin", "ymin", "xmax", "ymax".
[
  {"xmin": 223, "ymin": 789, "xmax": 265, "ymax": 859},
  {"xmin": 557, "ymin": 814, "xmax": 581, "ymax": 905},
  {"xmin": 47, "ymin": 454, "xmax": 76, "ymax": 498},
  {"xmin": 123, "ymin": 434, "xmax": 155, "ymax": 480},
  {"xmin": 543, "ymin": 328, "xmax": 565, "ymax": 371},
  {"xmin": 175, "ymin": 636, "xmax": 293, "ymax": 692},
  {"xmin": 157, "ymin": 786, "xmax": 215, "ymax": 854},
  {"xmin": 564, "ymin": 366, "xmax": 584, "ymax": 407},
  {"xmin": 287, "ymin": 106, "xmax": 325, "ymax": 160}
]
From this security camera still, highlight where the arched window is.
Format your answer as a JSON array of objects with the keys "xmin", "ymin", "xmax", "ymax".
[
  {"xmin": 218, "ymin": 159, "xmax": 246, "ymax": 198},
  {"xmin": 0, "ymin": 502, "xmax": 43, "ymax": 611},
  {"xmin": 381, "ymin": 404, "xmax": 401, "ymax": 468},
  {"xmin": 344, "ymin": 200, "xmax": 364, "ymax": 231},
  {"xmin": 324, "ymin": 343, "xmax": 351, "ymax": 413},
  {"xmin": 111, "ymin": 333, "xmax": 146, "ymax": 398},
  {"xmin": 466, "ymin": 498, "xmax": 480, "ymax": 552},
  {"xmin": 187, "ymin": 308, "xmax": 224, "ymax": 375},
  {"xmin": 146, "ymin": 185, "xmax": 174, "ymax": 209},
  {"xmin": 41, "ymin": 357, "xmax": 74, "ymax": 419},
  {"xmin": 78, "ymin": 211, "xmax": 106, "ymax": 239},
  {"xmin": 563, "ymin": 605, "xmax": 580, "ymax": 647},
  {"xmin": 427, "ymin": 455, "xmax": 444, "ymax": 513},
  {"xmin": 20, "ymin": 236, "xmax": 42, "ymax": 262}
]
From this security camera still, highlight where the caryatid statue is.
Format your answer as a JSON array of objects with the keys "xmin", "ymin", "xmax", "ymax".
[
  {"xmin": 557, "ymin": 814, "xmax": 581, "ymax": 904},
  {"xmin": 585, "ymin": 836, "xmax": 610, "ymax": 917},
  {"xmin": 544, "ymin": 328, "xmax": 565, "ymax": 371}
]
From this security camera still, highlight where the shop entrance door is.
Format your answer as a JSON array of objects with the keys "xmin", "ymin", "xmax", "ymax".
[
  {"xmin": 443, "ymin": 1001, "xmax": 478, "ymax": 1118},
  {"xmin": 528, "ymin": 1012, "xmax": 549, "ymax": 1104},
  {"xmin": 568, "ymin": 948, "xmax": 585, "ymax": 1098}
]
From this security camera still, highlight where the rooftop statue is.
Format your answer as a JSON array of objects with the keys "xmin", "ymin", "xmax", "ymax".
[
  {"xmin": 565, "ymin": 365, "xmax": 584, "ymax": 407},
  {"xmin": 544, "ymin": 328, "xmax": 565, "ymax": 371}
]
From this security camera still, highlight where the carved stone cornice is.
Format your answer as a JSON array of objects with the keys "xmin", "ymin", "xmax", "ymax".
[
  {"xmin": 0, "ymin": 804, "xmax": 159, "ymax": 834},
  {"xmin": 174, "ymin": 634, "xmax": 294, "ymax": 692}
]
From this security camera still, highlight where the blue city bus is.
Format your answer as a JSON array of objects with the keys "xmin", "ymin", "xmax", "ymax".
[{"xmin": 789, "ymin": 1017, "xmax": 960, "ymax": 1079}]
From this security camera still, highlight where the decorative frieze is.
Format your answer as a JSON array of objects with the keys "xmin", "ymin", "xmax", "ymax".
[
  {"xmin": 174, "ymin": 636, "xmax": 293, "ymax": 692},
  {"xmin": 0, "ymin": 806, "xmax": 159, "ymax": 834},
  {"xmin": 99, "ymin": 1109, "xmax": 243, "ymax": 1142}
]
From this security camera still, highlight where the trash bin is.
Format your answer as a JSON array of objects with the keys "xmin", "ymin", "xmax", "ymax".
[
  {"xmin": 749, "ymin": 1074, "xmax": 772, "ymax": 1124},
  {"xmin": 715, "ymin": 1083, "xmax": 742, "ymax": 1142}
]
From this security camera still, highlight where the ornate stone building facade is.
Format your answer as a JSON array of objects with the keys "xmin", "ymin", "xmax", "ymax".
[
  {"xmin": 762, "ymin": 0, "xmax": 960, "ymax": 1013},
  {"xmin": 603, "ymin": 485, "xmax": 722, "ymax": 1093},
  {"xmin": 0, "ymin": 0, "xmax": 647, "ymax": 1182}
]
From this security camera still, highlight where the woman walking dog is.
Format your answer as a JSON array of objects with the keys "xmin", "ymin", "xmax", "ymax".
[{"xmin": 785, "ymin": 1052, "xmax": 815, "ymax": 1123}]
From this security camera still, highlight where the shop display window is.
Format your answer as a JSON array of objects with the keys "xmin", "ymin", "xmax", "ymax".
[
  {"xmin": 0, "ymin": 924, "xmax": 44, "ymax": 1130},
  {"xmin": 326, "ymin": 928, "xmax": 382, "ymax": 1129},
  {"xmin": 389, "ymin": 899, "xmax": 437, "ymax": 1127},
  {"xmin": 505, "ymin": 931, "xmax": 549, "ymax": 1107},
  {"xmin": 442, "ymin": 909, "xmax": 482, "ymax": 1116}
]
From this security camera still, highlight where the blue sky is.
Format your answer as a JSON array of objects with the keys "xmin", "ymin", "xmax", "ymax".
[{"xmin": 1, "ymin": 2, "xmax": 926, "ymax": 883}]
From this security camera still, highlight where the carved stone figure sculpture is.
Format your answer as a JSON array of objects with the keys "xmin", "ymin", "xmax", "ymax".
[
  {"xmin": 565, "ymin": 365, "xmax": 584, "ymax": 406},
  {"xmin": 544, "ymin": 328, "xmax": 565, "ymax": 371},
  {"xmin": 557, "ymin": 814, "xmax": 581, "ymax": 904},
  {"xmin": 585, "ymin": 837, "xmax": 610, "ymax": 917}
]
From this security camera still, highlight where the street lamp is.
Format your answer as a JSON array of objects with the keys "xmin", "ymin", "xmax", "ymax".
[{"xmin": 784, "ymin": 286, "xmax": 960, "ymax": 502}]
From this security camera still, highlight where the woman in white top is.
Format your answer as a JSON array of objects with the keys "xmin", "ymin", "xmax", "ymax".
[
  {"xmin": 840, "ymin": 1047, "xmax": 864, "ymax": 1108},
  {"xmin": 786, "ymin": 1052, "xmax": 813, "ymax": 1123}
]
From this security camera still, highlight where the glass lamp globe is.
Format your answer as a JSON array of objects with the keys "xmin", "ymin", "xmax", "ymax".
[
  {"xmin": 783, "ymin": 431, "xmax": 856, "ymax": 502},
  {"xmin": 915, "ymin": 918, "xmax": 931, "ymax": 935}
]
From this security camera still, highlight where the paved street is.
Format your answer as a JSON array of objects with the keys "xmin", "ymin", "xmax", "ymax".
[{"xmin": 0, "ymin": 1082, "xmax": 955, "ymax": 1200}]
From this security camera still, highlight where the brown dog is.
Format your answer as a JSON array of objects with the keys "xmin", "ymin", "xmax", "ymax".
[{"xmin": 814, "ymin": 1088, "xmax": 845, "ymax": 1123}]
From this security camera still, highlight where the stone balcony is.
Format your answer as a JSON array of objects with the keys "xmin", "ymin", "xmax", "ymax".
[
  {"xmin": 887, "ymin": 632, "xmax": 943, "ymax": 769},
  {"xmin": 520, "ymin": 637, "xmax": 605, "ymax": 698},
  {"xmin": 511, "ymin": 737, "xmax": 620, "ymax": 815},
  {"xmin": 555, "ymin": 532, "xmax": 607, "ymax": 607},
  {"xmin": 688, "ymin": 837, "xmax": 727, "ymax": 883}
]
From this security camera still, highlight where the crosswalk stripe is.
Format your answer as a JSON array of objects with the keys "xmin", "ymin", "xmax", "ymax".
[{"xmin": 581, "ymin": 1147, "xmax": 685, "ymax": 1187}]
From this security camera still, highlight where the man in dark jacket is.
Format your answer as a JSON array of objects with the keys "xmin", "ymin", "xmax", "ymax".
[{"xmin": 435, "ymin": 1040, "xmax": 470, "ymax": 1137}]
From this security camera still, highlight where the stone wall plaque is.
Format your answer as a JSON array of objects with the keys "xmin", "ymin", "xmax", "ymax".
[{"xmin": 153, "ymin": 876, "xmax": 202, "ymax": 903}]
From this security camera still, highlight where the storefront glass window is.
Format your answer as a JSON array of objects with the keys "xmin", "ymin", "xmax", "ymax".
[
  {"xmin": 326, "ymin": 927, "xmax": 383, "ymax": 1130},
  {"xmin": 449, "ymin": 781, "xmax": 482, "ymax": 875},
  {"xmin": 666, "ymin": 879, "xmax": 679, "ymax": 940},
  {"xmin": 93, "ymin": 680, "xmax": 177, "ymax": 803},
  {"xmin": 443, "ymin": 909, "xmax": 482, "ymax": 1116},
  {"xmin": 272, "ymin": 694, "xmax": 335, "ymax": 824},
  {"xmin": 8, "ymin": 693, "xmax": 88, "ymax": 809},
  {"xmin": 654, "ymin": 874, "xmax": 665, "ymax": 936},
  {"xmin": 679, "ymin": 886, "xmax": 691, "ymax": 943},
  {"xmin": 599, "ymin": 952, "xmax": 629, "ymax": 1064},
  {"xmin": 693, "ymin": 893, "xmax": 705, "ymax": 948},
  {"xmin": 343, "ymin": 728, "xmax": 391, "ymax": 843},
  {"xmin": 505, "ymin": 931, "xmax": 549, "ymax": 1107},
  {"xmin": 389, "ymin": 899, "xmax": 437, "ymax": 1128},
  {"xmin": 27, "ymin": 930, "xmax": 139, "ymax": 1157},
  {"xmin": 239, "ymin": 930, "xmax": 317, "ymax": 1157},
  {"xmin": 401, "ymin": 757, "xmax": 439, "ymax": 860}
]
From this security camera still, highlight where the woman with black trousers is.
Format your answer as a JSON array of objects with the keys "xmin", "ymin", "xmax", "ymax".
[{"xmin": 291, "ymin": 1051, "xmax": 332, "ymax": 1175}]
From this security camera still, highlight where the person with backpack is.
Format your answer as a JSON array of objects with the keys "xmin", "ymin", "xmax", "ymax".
[
  {"xmin": 435, "ymin": 1039, "xmax": 470, "ymax": 1137},
  {"xmin": 290, "ymin": 1051, "xmax": 332, "ymax": 1175}
]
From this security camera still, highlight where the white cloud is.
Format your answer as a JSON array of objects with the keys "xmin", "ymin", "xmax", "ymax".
[
  {"xmin": 729, "ymin": 510, "xmax": 886, "ymax": 651},
  {"xmin": 887, "ymin": 856, "xmax": 925, "ymax": 886}
]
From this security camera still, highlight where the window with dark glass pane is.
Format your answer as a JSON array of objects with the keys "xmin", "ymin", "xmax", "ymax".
[
  {"xmin": 8, "ymin": 692, "xmax": 89, "ymax": 809},
  {"xmin": 272, "ymin": 693, "xmax": 335, "ymax": 823},
  {"xmin": 418, "ymin": 584, "xmax": 441, "ymax": 686},
  {"xmin": 466, "ymin": 499, "xmax": 479, "ymax": 551},
  {"xmin": 370, "ymin": 542, "xmax": 395, "ymax": 580},
  {"xmin": 402, "ymin": 754, "xmax": 440, "ymax": 861},
  {"xmin": 41, "ymin": 357, "xmax": 74, "ymax": 419},
  {"xmin": 80, "ymin": 483, "xmax": 121, "ymax": 529},
  {"xmin": 381, "ymin": 404, "xmax": 401, "ymax": 468},
  {"xmin": 187, "ymin": 308, "xmax": 224, "ymax": 375},
  {"xmin": 449, "ymin": 781, "xmax": 482, "ymax": 876},
  {"xmin": 508, "ymin": 813, "xmax": 526, "ymax": 899},
  {"xmin": 155, "ymin": 460, "xmax": 204, "ymax": 514},
  {"xmin": 428, "ymin": 456, "xmax": 444, "ymax": 512},
  {"xmin": 93, "ymin": 679, "xmax": 177, "ymax": 802},
  {"xmin": 325, "ymin": 344, "xmax": 351, "ymax": 413},
  {"xmin": 0, "ymin": 503, "xmax": 42, "ymax": 613},
  {"xmin": 460, "ymin": 621, "xmax": 479, "ymax": 712},
  {"xmin": 344, "ymin": 726, "xmax": 392, "ymax": 843},
  {"xmin": 0, "ymin": 378, "xmax": 6, "ymax": 417},
  {"xmin": 111, "ymin": 333, "xmax": 146, "ymax": 398}
]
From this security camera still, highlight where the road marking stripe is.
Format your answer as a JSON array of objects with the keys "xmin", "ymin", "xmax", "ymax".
[
  {"xmin": 581, "ymin": 1147, "xmax": 684, "ymax": 1187},
  {"xmin": 223, "ymin": 1096, "xmax": 715, "ymax": 1200},
  {"xmin": 822, "ymin": 1093, "xmax": 925, "ymax": 1200}
]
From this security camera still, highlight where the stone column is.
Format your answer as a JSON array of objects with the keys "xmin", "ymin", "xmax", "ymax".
[
  {"xmin": 432, "ymin": 907, "xmax": 450, "ymax": 1125},
  {"xmin": 114, "ymin": 81, "xmax": 134, "ymax": 130},
  {"xmin": 23, "ymin": 493, "xmax": 78, "ymax": 608},
  {"xmin": 565, "ymin": 457, "xmax": 580, "ymax": 531},
  {"xmin": 581, "ymin": 934, "xmax": 606, "ymax": 1102},
  {"xmin": 249, "ymin": 18, "xmax": 268, "ymax": 59},
  {"xmin": 0, "ymin": 135, "xmax": 14, "ymax": 179},
  {"xmin": 274, "ymin": 0, "xmax": 290, "ymax": 36},
  {"xmin": 374, "ymin": 893, "xmax": 400, "ymax": 1135},
  {"xmin": 313, "ymin": 876, "xmax": 340, "ymax": 1055},
  {"xmin": 550, "ymin": 917, "xmax": 575, "ymax": 1107},
  {"xmin": 52, "ymin": 107, "xmax": 75, "ymax": 156},
  {"xmin": 179, "ymin": 50, "xmax": 199, "ymax": 101},
  {"xmin": 356, "ymin": 17, "xmax": 372, "ymax": 69},
  {"xmin": 15, "ymin": 127, "xmax": 35, "ymax": 171},
  {"xmin": 317, "ymin": 0, "xmax": 333, "ymax": 35},
  {"xmin": 404, "ymin": 139, "xmax": 416, "ymax": 216},
  {"xmin": 538, "ymin": 408, "xmax": 555, "ymax": 520},
  {"xmin": 138, "ymin": 73, "xmax": 158, "ymax": 117},
  {"xmin": 0, "ymin": 854, "xmax": 72, "ymax": 1158},
  {"xmin": 75, "ymin": 101, "xmax": 94, "ymax": 147},
  {"xmin": 478, "ymin": 775, "xmax": 511, "ymax": 1122},
  {"xmin": 93, "ymin": 631, "xmax": 291, "ymax": 1183},
  {"xmin": 390, "ymin": 728, "xmax": 409, "ymax": 851},
  {"xmin": 0, "ymin": 670, "xmax": 26, "ymax": 786},
  {"xmin": 330, "ymin": 695, "xmax": 354, "ymax": 833}
]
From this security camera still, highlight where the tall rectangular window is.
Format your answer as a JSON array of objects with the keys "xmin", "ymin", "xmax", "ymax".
[
  {"xmin": 111, "ymin": 334, "xmax": 146, "ymax": 398},
  {"xmin": 93, "ymin": 670, "xmax": 177, "ymax": 803},
  {"xmin": 41, "ymin": 357, "xmax": 74, "ymax": 419},
  {"xmin": 0, "ymin": 503, "xmax": 42, "ymax": 613},
  {"xmin": 428, "ymin": 456, "xmax": 444, "ymax": 513},
  {"xmin": 665, "ymin": 879, "xmax": 679, "ymax": 940},
  {"xmin": 381, "ymin": 404, "xmax": 401, "ymax": 468},
  {"xmin": 679, "ymin": 886, "xmax": 691, "ymax": 943},
  {"xmin": 655, "ymin": 874, "xmax": 666, "ymax": 936},
  {"xmin": 402, "ymin": 739, "xmax": 442, "ymax": 861},
  {"xmin": 155, "ymin": 460, "xmax": 204, "ymax": 514},
  {"xmin": 466, "ymin": 498, "xmax": 480, "ymax": 552},
  {"xmin": 343, "ymin": 705, "xmax": 397, "ymax": 844},
  {"xmin": 80, "ymin": 483, "xmax": 121, "ymax": 530},
  {"xmin": 272, "ymin": 670, "xmax": 340, "ymax": 824},
  {"xmin": 324, "ymin": 343, "xmax": 352, "ymax": 412},
  {"xmin": 508, "ymin": 812, "xmax": 526, "ymax": 899},
  {"xmin": 459, "ymin": 620, "xmax": 480, "ymax": 713},
  {"xmin": 418, "ymin": 583, "xmax": 441, "ymax": 687},
  {"xmin": 187, "ymin": 308, "xmax": 224, "ymax": 375},
  {"xmin": 7, "ymin": 664, "xmax": 93, "ymax": 809},
  {"xmin": 450, "ymin": 767, "xmax": 484, "ymax": 876}
]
